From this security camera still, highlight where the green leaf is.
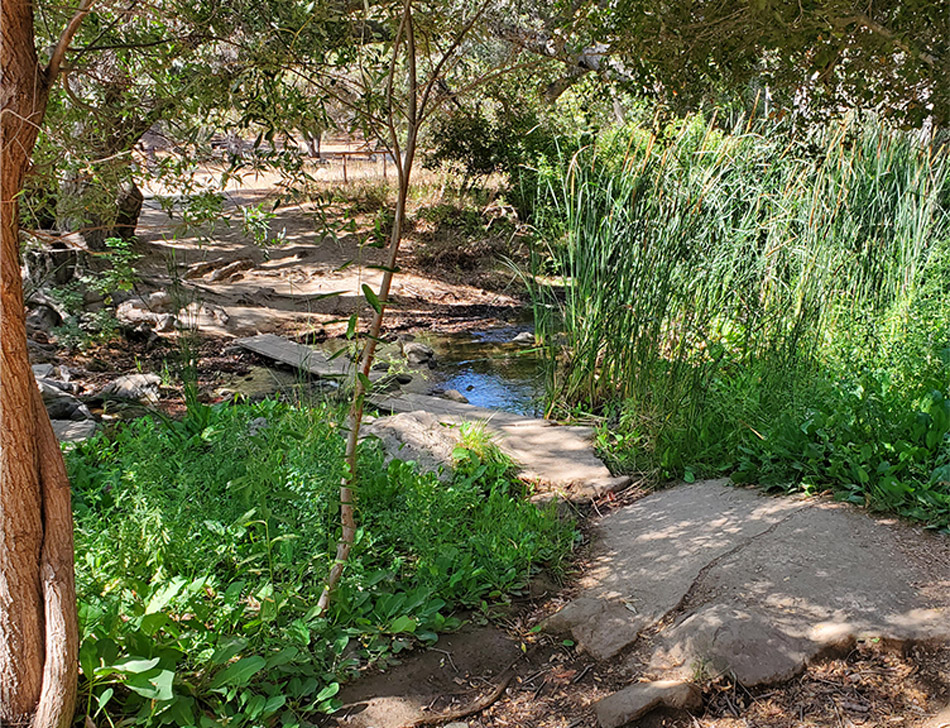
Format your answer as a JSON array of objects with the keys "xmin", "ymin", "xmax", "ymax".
[
  {"xmin": 126, "ymin": 669, "xmax": 175, "ymax": 701},
  {"xmin": 208, "ymin": 656, "xmax": 266, "ymax": 689},
  {"xmin": 315, "ymin": 682, "xmax": 340, "ymax": 702},
  {"xmin": 362, "ymin": 284, "xmax": 383, "ymax": 313},
  {"xmin": 389, "ymin": 615, "xmax": 417, "ymax": 634},
  {"xmin": 108, "ymin": 657, "xmax": 160, "ymax": 675},
  {"xmin": 145, "ymin": 575, "xmax": 186, "ymax": 615},
  {"xmin": 264, "ymin": 694, "xmax": 287, "ymax": 714},
  {"xmin": 79, "ymin": 640, "xmax": 97, "ymax": 679},
  {"xmin": 96, "ymin": 687, "xmax": 114, "ymax": 712},
  {"xmin": 211, "ymin": 637, "xmax": 248, "ymax": 666}
]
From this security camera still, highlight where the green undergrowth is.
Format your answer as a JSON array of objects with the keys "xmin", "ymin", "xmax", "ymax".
[
  {"xmin": 530, "ymin": 113, "xmax": 950, "ymax": 531},
  {"xmin": 67, "ymin": 399, "xmax": 574, "ymax": 727}
]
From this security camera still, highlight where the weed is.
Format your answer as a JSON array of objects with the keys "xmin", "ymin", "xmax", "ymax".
[{"xmin": 67, "ymin": 399, "xmax": 573, "ymax": 726}]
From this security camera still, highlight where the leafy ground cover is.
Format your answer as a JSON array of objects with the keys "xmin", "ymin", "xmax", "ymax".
[
  {"xmin": 67, "ymin": 399, "xmax": 574, "ymax": 727},
  {"xmin": 530, "ymin": 113, "xmax": 950, "ymax": 531}
]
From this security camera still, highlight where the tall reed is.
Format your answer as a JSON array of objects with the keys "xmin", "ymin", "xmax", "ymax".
[{"xmin": 531, "ymin": 114, "xmax": 950, "ymax": 472}]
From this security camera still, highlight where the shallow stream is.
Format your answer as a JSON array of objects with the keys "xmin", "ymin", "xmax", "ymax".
[
  {"xmin": 222, "ymin": 325, "xmax": 547, "ymax": 416},
  {"xmin": 407, "ymin": 325, "xmax": 545, "ymax": 416}
]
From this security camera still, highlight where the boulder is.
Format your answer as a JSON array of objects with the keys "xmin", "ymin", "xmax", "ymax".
[
  {"xmin": 37, "ymin": 379, "xmax": 92, "ymax": 421},
  {"xmin": 402, "ymin": 341, "xmax": 435, "ymax": 367},
  {"xmin": 440, "ymin": 388, "xmax": 469, "ymax": 404},
  {"xmin": 26, "ymin": 303, "xmax": 62, "ymax": 333},
  {"xmin": 362, "ymin": 411, "xmax": 462, "ymax": 479},
  {"xmin": 116, "ymin": 298, "xmax": 177, "ymax": 331},
  {"xmin": 52, "ymin": 419, "xmax": 98, "ymax": 444},
  {"xmin": 595, "ymin": 680, "xmax": 701, "ymax": 728},
  {"xmin": 99, "ymin": 373, "xmax": 162, "ymax": 403},
  {"xmin": 147, "ymin": 290, "xmax": 175, "ymax": 313}
]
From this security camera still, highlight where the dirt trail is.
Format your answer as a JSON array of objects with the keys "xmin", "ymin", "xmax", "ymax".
[{"xmin": 135, "ymin": 171, "xmax": 522, "ymax": 339}]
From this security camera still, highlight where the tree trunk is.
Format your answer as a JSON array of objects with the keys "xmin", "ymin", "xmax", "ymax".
[{"xmin": 1, "ymin": 0, "xmax": 80, "ymax": 725}]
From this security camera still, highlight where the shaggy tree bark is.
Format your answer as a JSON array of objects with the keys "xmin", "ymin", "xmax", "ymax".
[{"xmin": 1, "ymin": 0, "xmax": 91, "ymax": 725}]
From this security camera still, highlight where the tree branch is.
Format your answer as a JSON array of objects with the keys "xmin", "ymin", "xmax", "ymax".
[
  {"xmin": 46, "ymin": 0, "xmax": 96, "ymax": 82},
  {"xmin": 834, "ymin": 12, "xmax": 939, "ymax": 67}
]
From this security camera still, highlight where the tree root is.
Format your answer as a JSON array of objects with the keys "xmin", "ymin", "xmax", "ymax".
[{"xmin": 402, "ymin": 650, "xmax": 530, "ymax": 728}]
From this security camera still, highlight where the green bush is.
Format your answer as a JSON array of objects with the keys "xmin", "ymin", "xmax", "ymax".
[{"xmin": 68, "ymin": 399, "xmax": 573, "ymax": 727}]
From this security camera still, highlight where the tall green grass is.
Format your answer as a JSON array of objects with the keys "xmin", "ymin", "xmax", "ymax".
[{"xmin": 530, "ymin": 114, "xmax": 950, "ymax": 526}]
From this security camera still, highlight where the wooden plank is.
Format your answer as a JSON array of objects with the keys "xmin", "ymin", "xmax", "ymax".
[{"xmin": 237, "ymin": 333, "xmax": 352, "ymax": 378}]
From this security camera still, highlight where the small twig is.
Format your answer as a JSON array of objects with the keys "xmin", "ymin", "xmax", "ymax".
[
  {"xmin": 431, "ymin": 648, "xmax": 459, "ymax": 674},
  {"xmin": 571, "ymin": 664, "xmax": 593, "ymax": 683}
]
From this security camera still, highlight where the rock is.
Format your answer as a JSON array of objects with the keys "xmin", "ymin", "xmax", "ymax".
[
  {"xmin": 369, "ymin": 393, "xmax": 622, "ymax": 500},
  {"xmin": 363, "ymin": 411, "xmax": 463, "ymax": 479},
  {"xmin": 52, "ymin": 419, "xmax": 98, "ymax": 444},
  {"xmin": 595, "ymin": 680, "xmax": 701, "ymax": 728},
  {"xmin": 116, "ymin": 299, "xmax": 176, "ymax": 332},
  {"xmin": 402, "ymin": 341, "xmax": 435, "ymax": 367},
  {"xmin": 395, "ymin": 373, "xmax": 413, "ymax": 385},
  {"xmin": 441, "ymin": 389, "xmax": 469, "ymax": 404},
  {"xmin": 148, "ymin": 290, "xmax": 175, "ymax": 313},
  {"xmin": 115, "ymin": 300, "xmax": 148, "ymax": 324},
  {"xmin": 21, "ymin": 232, "xmax": 82, "ymax": 287},
  {"xmin": 155, "ymin": 314, "xmax": 177, "ymax": 332},
  {"xmin": 26, "ymin": 303, "xmax": 62, "ymax": 333},
  {"xmin": 511, "ymin": 330, "xmax": 535, "ymax": 346},
  {"xmin": 542, "ymin": 481, "xmax": 804, "ymax": 660},
  {"xmin": 123, "ymin": 324, "xmax": 160, "ymax": 346},
  {"xmin": 37, "ymin": 379, "xmax": 92, "ymax": 421},
  {"xmin": 36, "ymin": 375, "xmax": 78, "ymax": 395},
  {"xmin": 545, "ymin": 478, "xmax": 950, "ymax": 718},
  {"xmin": 179, "ymin": 302, "xmax": 230, "ymax": 328},
  {"xmin": 924, "ymin": 703, "xmax": 950, "ymax": 728},
  {"xmin": 32, "ymin": 363, "xmax": 56, "ymax": 379},
  {"xmin": 100, "ymin": 373, "xmax": 162, "ymax": 403},
  {"xmin": 184, "ymin": 260, "xmax": 218, "ymax": 279},
  {"xmin": 248, "ymin": 417, "xmax": 269, "ymax": 436},
  {"xmin": 208, "ymin": 257, "xmax": 254, "ymax": 282}
]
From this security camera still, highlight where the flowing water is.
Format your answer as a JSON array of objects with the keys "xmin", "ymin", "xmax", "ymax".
[
  {"xmin": 416, "ymin": 325, "xmax": 545, "ymax": 417},
  {"xmin": 225, "ymin": 325, "xmax": 546, "ymax": 416}
]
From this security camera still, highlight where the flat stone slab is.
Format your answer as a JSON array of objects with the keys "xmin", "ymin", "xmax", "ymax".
[
  {"xmin": 242, "ymin": 336, "xmax": 626, "ymax": 498},
  {"xmin": 544, "ymin": 480, "xmax": 804, "ymax": 659},
  {"xmin": 368, "ymin": 393, "xmax": 629, "ymax": 498},
  {"xmin": 237, "ymin": 333, "xmax": 352, "ymax": 379},
  {"xmin": 543, "ymin": 480, "xmax": 950, "ymax": 724}
]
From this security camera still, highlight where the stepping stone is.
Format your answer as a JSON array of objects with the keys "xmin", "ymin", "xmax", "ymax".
[
  {"xmin": 237, "ymin": 333, "xmax": 352, "ymax": 378},
  {"xmin": 595, "ymin": 680, "xmax": 701, "ymax": 728}
]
